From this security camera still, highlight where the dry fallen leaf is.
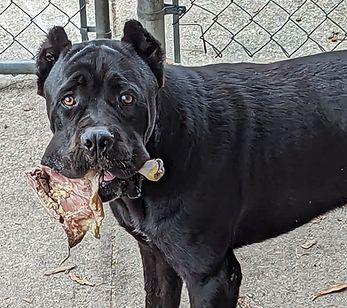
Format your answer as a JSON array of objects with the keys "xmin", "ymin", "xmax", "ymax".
[
  {"xmin": 313, "ymin": 282, "xmax": 347, "ymax": 300},
  {"xmin": 328, "ymin": 31, "xmax": 339, "ymax": 42},
  {"xmin": 67, "ymin": 272, "xmax": 95, "ymax": 287},
  {"xmin": 23, "ymin": 297, "xmax": 33, "ymax": 304},
  {"xmin": 238, "ymin": 295, "xmax": 254, "ymax": 308},
  {"xmin": 311, "ymin": 215, "xmax": 326, "ymax": 224},
  {"xmin": 44, "ymin": 264, "xmax": 76, "ymax": 276},
  {"xmin": 23, "ymin": 106, "xmax": 33, "ymax": 112},
  {"xmin": 300, "ymin": 239, "xmax": 317, "ymax": 249}
]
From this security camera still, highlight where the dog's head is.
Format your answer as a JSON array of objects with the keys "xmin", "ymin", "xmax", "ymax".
[{"xmin": 36, "ymin": 20, "xmax": 164, "ymax": 201}]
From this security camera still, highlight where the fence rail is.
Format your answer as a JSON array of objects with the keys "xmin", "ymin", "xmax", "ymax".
[{"xmin": 0, "ymin": 0, "xmax": 110, "ymax": 74}]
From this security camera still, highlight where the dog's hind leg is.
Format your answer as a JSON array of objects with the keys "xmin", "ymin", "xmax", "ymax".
[
  {"xmin": 186, "ymin": 249, "xmax": 242, "ymax": 308},
  {"xmin": 139, "ymin": 242, "xmax": 183, "ymax": 308}
]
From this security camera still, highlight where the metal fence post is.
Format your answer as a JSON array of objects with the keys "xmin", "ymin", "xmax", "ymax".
[
  {"xmin": 137, "ymin": 0, "xmax": 166, "ymax": 52},
  {"xmin": 172, "ymin": 0, "xmax": 181, "ymax": 63},
  {"xmin": 94, "ymin": 0, "xmax": 112, "ymax": 39},
  {"xmin": 79, "ymin": 0, "xmax": 89, "ymax": 41}
]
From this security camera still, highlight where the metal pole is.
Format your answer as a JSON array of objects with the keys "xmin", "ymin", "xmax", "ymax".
[
  {"xmin": 79, "ymin": 0, "xmax": 89, "ymax": 41},
  {"xmin": 137, "ymin": 0, "xmax": 166, "ymax": 52},
  {"xmin": 172, "ymin": 0, "xmax": 181, "ymax": 63},
  {"xmin": 94, "ymin": 0, "xmax": 112, "ymax": 39},
  {"xmin": 0, "ymin": 60, "xmax": 36, "ymax": 74}
]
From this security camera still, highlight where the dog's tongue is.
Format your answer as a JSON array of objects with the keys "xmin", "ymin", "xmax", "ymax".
[{"xmin": 102, "ymin": 171, "xmax": 116, "ymax": 182}]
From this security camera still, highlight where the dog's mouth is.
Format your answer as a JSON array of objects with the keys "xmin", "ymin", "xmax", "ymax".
[
  {"xmin": 98, "ymin": 159, "xmax": 165, "ymax": 202},
  {"xmin": 98, "ymin": 170, "xmax": 126, "ymax": 202}
]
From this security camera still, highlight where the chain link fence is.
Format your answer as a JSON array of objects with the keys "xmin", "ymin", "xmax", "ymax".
[
  {"xmin": 0, "ymin": 0, "xmax": 110, "ymax": 74},
  {"xmin": 169, "ymin": 0, "xmax": 347, "ymax": 63},
  {"xmin": 1, "ymin": 0, "xmax": 346, "ymax": 72}
]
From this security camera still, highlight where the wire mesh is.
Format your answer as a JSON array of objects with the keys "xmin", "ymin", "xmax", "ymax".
[
  {"xmin": 176, "ymin": 0, "xmax": 347, "ymax": 59},
  {"xmin": 0, "ymin": 0, "xmax": 92, "ymax": 60}
]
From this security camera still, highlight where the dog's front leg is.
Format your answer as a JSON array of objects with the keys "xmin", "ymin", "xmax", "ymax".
[
  {"xmin": 186, "ymin": 249, "xmax": 242, "ymax": 308},
  {"xmin": 139, "ymin": 242, "xmax": 183, "ymax": 308}
]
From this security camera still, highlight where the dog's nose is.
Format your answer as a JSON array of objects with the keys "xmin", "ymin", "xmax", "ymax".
[{"xmin": 81, "ymin": 127, "xmax": 114, "ymax": 155}]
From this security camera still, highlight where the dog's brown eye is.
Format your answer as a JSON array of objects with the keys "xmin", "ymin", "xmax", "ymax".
[
  {"xmin": 62, "ymin": 96, "xmax": 76, "ymax": 107},
  {"xmin": 120, "ymin": 94, "xmax": 134, "ymax": 105}
]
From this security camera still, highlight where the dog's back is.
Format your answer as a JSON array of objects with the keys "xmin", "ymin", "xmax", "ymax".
[{"xmin": 161, "ymin": 50, "xmax": 347, "ymax": 247}]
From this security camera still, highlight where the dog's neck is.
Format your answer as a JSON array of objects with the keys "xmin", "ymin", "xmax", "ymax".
[{"xmin": 144, "ymin": 66, "xmax": 210, "ymax": 198}]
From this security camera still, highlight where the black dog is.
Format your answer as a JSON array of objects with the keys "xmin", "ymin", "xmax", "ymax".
[{"xmin": 36, "ymin": 20, "xmax": 347, "ymax": 307}]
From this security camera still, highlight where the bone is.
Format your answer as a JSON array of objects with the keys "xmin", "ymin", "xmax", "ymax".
[{"xmin": 138, "ymin": 158, "xmax": 165, "ymax": 182}]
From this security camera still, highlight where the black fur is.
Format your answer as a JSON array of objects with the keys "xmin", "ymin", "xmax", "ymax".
[
  {"xmin": 121, "ymin": 20, "xmax": 165, "ymax": 88},
  {"xmin": 36, "ymin": 20, "xmax": 347, "ymax": 307},
  {"xmin": 36, "ymin": 26, "xmax": 71, "ymax": 96}
]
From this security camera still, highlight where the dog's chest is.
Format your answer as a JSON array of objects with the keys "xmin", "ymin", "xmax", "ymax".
[
  {"xmin": 113, "ymin": 196, "xmax": 182, "ymax": 242},
  {"xmin": 112, "ymin": 195, "xmax": 231, "ymax": 279}
]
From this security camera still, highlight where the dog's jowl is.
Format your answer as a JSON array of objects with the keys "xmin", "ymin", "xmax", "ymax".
[{"xmin": 36, "ymin": 20, "xmax": 347, "ymax": 307}]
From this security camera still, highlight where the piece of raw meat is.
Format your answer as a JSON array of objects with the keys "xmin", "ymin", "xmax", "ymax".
[{"xmin": 25, "ymin": 166, "xmax": 103, "ymax": 248}]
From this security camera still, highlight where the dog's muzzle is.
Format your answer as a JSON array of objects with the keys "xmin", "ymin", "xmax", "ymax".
[{"xmin": 80, "ymin": 126, "xmax": 114, "ymax": 158}]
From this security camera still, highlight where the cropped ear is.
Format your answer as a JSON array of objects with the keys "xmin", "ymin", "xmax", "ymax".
[
  {"xmin": 36, "ymin": 26, "xmax": 71, "ymax": 96},
  {"xmin": 122, "ymin": 20, "xmax": 164, "ymax": 88}
]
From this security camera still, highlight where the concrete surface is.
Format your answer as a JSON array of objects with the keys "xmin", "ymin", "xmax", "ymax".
[
  {"xmin": 0, "ymin": 74, "xmax": 346, "ymax": 308},
  {"xmin": 0, "ymin": 0, "xmax": 347, "ymax": 307}
]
